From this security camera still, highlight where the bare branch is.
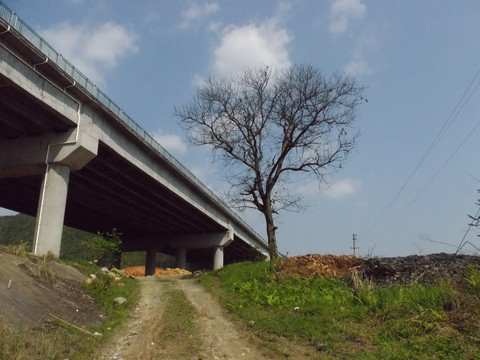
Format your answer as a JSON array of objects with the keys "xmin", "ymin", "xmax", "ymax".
[{"xmin": 175, "ymin": 64, "xmax": 365, "ymax": 258}]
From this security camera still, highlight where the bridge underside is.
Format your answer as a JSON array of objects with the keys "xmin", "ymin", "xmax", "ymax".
[
  {"xmin": 0, "ymin": 142, "xmax": 261, "ymax": 266},
  {"xmin": 0, "ymin": 14, "xmax": 268, "ymax": 271}
]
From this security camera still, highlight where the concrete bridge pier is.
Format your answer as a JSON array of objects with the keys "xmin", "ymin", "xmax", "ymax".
[
  {"xmin": 0, "ymin": 126, "xmax": 98, "ymax": 257},
  {"xmin": 171, "ymin": 227, "xmax": 234, "ymax": 271},
  {"xmin": 175, "ymin": 247, "xmax": 187, "ymax": 269},
  {"xmin": 33, "ymin": 163, "xmax": 70, "ymax": 256},
  {"xmin": 145, "ymin": 248, "xmax": 157, "ymax": 276},
  {"xmin": 213, "ymin": 246, "xmax": 224, "ymax": 270}
]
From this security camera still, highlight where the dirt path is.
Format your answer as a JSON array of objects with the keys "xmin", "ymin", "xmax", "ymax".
[
  {"xmin": 177, "ymin": 278, "xmax": 266, "ymax": 359},
  {"xmin": 98, "ymin": 276, "xmax": 169, "ymax": 360},
  {"xmin": 98, "ymin": 277, "xmax": 269, "ymax": 360}
]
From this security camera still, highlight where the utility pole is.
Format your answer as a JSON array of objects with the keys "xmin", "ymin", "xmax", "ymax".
[{"xmin": 351, "ymin": 233, "xmax": 359, "ymax": 255}]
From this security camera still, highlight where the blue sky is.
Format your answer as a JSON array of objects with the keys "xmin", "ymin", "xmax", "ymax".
[{"xmin": 2, "ymin": 0, "xmax": 480, "ymax": 257}]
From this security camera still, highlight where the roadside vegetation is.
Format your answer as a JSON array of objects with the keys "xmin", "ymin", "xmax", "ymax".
[
  {"xmin": 201, "ymin": 260, "xmax": 480, "ymax": 359},
  {"xmin": 0, "ymin": 244, "xmax": 140, "ymax": 360}
]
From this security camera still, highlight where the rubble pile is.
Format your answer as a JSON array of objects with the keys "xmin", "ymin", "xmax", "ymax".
[
  {"xmin": 123, "ymin": 266, "xmax": 192, "ymax": 277},
  {"xmin": 359, "ymin": 253, "xmax": 480, "ymax": 285},
  {"xmin": 276, "ymin": 253, "xmax": 480, "ymax": 285}
]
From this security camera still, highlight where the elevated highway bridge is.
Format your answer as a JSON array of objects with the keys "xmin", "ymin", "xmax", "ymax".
[{"xmin": 0, "ymin": 3, "xmax": 269, "ymax": 273}]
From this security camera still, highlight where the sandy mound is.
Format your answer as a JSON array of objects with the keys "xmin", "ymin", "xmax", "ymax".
[{"xmin": 123, "ymin": 266, "xmax": 192, "ymax": 277}]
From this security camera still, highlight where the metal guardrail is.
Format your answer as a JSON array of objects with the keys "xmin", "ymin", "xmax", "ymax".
[{"xmin": 0, "ymin": 1, "xmax": 268, "ymax": 249}]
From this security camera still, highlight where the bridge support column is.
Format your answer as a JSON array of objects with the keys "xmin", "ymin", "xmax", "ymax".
[
  {"xmin": 145, "ymin": 249, "xmax": 157, "ymax": 276},
  {"xmin": 213, "ymin": 246, "xmax": 224, "ymax": 270},
  {"xmin": 33, "ymin": 163, "xmax": 70, "ymax": 256},
  {"xmin": 175, "ymin": 248, "xmax": 186, "ymax": 269},
  {"xmin": 171, "ymin": 227, "xmax": 234, "ymax": 270}
]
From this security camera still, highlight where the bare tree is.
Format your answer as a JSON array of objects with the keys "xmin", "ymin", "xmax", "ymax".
[{"xmin": 175, "ymin": 65, "xmax": 365, "ymax": 259}]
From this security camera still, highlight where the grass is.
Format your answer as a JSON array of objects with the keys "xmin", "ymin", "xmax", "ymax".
[
  {"xmin": 0, "ymin": 251, "xmax": 140, "ymax": 360},
  {"xmin": 158, "ymin": 280, "xmax": 202, "ymax": 357},
  {"xmin": 201, "ymin": 260, "xmax": 480, "ymax": 359}
]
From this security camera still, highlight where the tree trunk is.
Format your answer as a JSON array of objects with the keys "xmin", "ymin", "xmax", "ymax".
[{"xmin": 263, "ymin": 199, "xmax": 279, "ymax": 259}]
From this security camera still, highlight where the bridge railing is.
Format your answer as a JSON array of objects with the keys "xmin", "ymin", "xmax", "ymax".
[{"xmin": 0, "ymin": 2, "xmax": 268, "ymax": 250}]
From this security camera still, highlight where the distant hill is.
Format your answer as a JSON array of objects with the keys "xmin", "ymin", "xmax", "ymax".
[
  {"xmin": 0, "ymin": 214, "xmax": 174, "ymax": 267},
  {"xmin": 0, "ymin": 213, "xmax": 97, "ymax": 261}
]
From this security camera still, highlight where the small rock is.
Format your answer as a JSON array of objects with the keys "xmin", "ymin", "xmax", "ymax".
[
  {"xmin": 101, "ymin": 267, "xmax": 109, "ymax": 273},
  {"xmin": 84, "ymin": 278, "xmax": 93, "ymax": 285},
  {"xmin": 89, "ymin": 274, "xmax": 97, "ymax": 280},
  {"xmin": 114, "ymin": 297, "xmax": 127, "ymax": 305},
  {"xmin": 111, "ymin": 267, "xmax": 126, "ymax": 276},
  {"xmin": 93, "ymin": 332, "xmax": 103, "ymax": 337}
]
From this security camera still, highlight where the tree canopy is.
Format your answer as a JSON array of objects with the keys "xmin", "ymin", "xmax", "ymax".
[{"xmin": 175, "ymin": 65, "xmax": 365, "ymax": 258}]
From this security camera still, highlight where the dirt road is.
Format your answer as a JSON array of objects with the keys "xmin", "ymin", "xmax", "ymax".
[{"xmin": 98, "ymin": 277, "xmax": 269, "ymax": 360}]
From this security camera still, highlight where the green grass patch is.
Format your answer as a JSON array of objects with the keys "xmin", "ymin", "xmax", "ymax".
[
  {"xmin": 82, "ymin": 269, "xmax": 140, "ymax": 333},
  {"xmin": 159, "ymin": 281, "xmax": 202, "ymax": 357},
  {"xmin": 201, "ymin": 261, "xmax": 480, "ymax": 359}
]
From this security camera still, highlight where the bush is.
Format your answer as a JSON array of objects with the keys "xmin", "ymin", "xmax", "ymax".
[{"xmin": 88, "ymin": 229, "xmax": 122, "ymax": 268}]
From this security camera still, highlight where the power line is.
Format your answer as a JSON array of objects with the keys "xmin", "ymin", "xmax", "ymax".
[
  {"xmin": 395, "ymin": 115, "xmax": 480, "ymax": 221},
  {"xmin": 366, "ymin": 68, "xmax": 480, "ymax": 236},
  {"xmin": 456, "ymin": 202, "xmax": 480, "ymax": 254}
]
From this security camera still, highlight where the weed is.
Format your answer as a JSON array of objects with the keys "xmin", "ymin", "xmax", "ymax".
[
  {"xmin": 2, "ymin": 240, "xmax": 29, "ymax": 257},
  {"xmin": 160, "ymin": 283, "xmax": 202, "ymax": 356},
  {"xmin": 465, "ymin": 265, "xmax": 480, "ymax": 293},
  {"xmin": 202, "ymin": 260, "xmax": 480, "ymax": 359}
]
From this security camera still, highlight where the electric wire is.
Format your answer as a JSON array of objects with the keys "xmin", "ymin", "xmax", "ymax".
[
  {"xmin": 456, "ymin": 205, "xmax": 480, "ymax": 253},
  {"xmin": 365, "ymin": 69, "xmax": 480, "ymax": 236}
]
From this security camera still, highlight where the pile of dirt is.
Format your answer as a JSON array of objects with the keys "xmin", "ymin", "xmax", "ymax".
[
  {"xmin": 123, "ymin": 266, "xmax": 192, "ymax": 277},
  {"xmin": 0, "ymin": 250, "xmax": 104, "ymax": 328},
  {"xmin": 277, "ymin": 253, "xmax": 480, "ymax": 285},
  {"xmin": 276, "ymin": 254, "xmax": 361, "ymax": 279}
]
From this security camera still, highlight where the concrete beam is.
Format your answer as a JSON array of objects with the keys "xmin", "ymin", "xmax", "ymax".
[
  {"xmin": 170, "ymin": 227, "xmax": 234, "ymax": 250},
  {"xmin": 0, "ymin": 130, "xmax": 98, "ymax": 178}
]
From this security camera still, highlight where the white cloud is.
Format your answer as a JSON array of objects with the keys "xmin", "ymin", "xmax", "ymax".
[
  {"xmin": 296, "ymin": 178, "xmax": 359, "ymax": 199},
  {"xmin": 152, "ymin": 130, "xmax": 187, "ymax": 155},
  {"xmin": 344, "ymin": 58, "xmax": 371, "ymax": 77},
  {"xmin": 179, "ymin": 2, "xmax": 219, "ymax": 29},
  {"xmin": 330, "ymin": 0, "xmax": 367, "ymax": 35},
  {"xmin": 324, "ymin": 178, "xmax": 360, "ymax": 199},
  {"xmin": 212, "ymin": 19, "xmax": 292, "ymax": 77},
  {"xmin": 41, "ymin": 21, "xmax": 137, "ymax": 87},
  {"xmin": 297, "ymin": 179, "xmax": 322, "ymax": 196},
  {"xmin": 344, "ymin": 28, "xmax": 378, "ymax": 77}
]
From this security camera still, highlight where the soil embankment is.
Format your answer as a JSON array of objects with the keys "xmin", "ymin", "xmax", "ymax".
[{"xmin": 0, "ymin": 250, "xmax": 102, "ymax": 328}]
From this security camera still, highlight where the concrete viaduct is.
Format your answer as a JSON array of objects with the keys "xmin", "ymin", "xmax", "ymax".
[{"xmin": 0, "ymin": 4, "xmax": 269, "ymax": 273}]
